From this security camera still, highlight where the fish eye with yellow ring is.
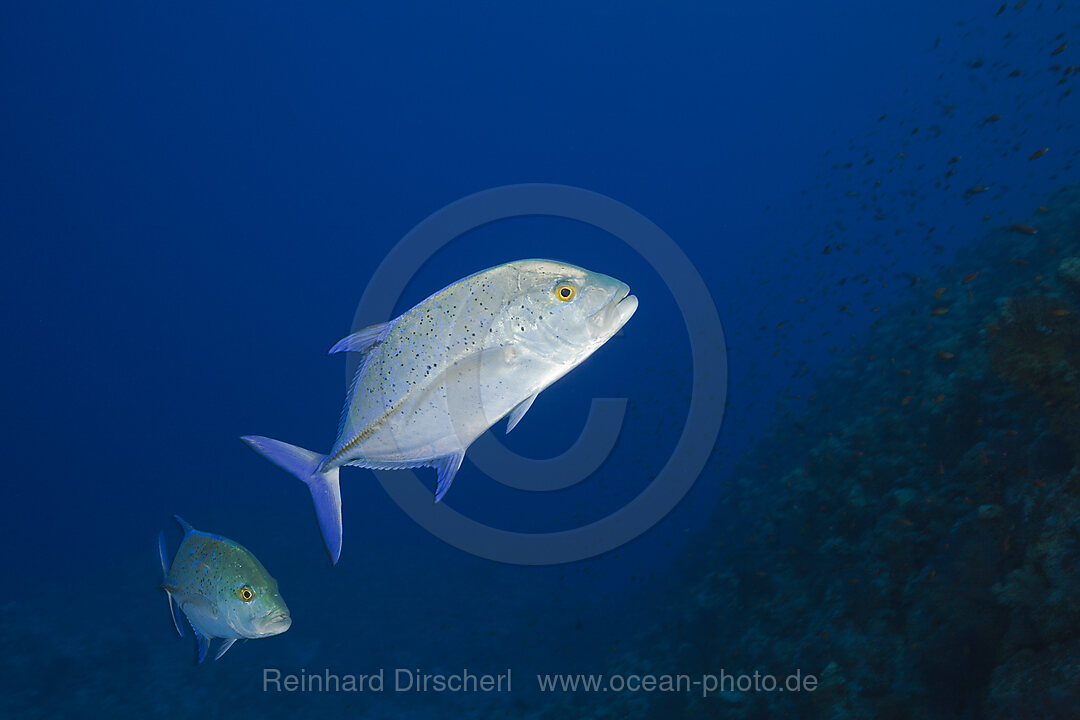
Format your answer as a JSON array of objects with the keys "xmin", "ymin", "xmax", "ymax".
[
  {"xmin": 554, "ymin": 283, "xmax": 576, "ymax": 302},
  {"xmin": 235, "ymin": 585, "xmax": 256, "ymax": 603}
]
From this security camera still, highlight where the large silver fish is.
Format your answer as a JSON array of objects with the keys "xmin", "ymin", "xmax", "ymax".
[{"xmin": 242, "ymin": 259, "xmax": 638, "ymax": 564}]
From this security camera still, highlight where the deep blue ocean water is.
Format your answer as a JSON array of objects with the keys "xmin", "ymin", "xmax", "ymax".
[{"xmin": 3, "ymin": 2, "xmax": 1079, "ymax": 718}]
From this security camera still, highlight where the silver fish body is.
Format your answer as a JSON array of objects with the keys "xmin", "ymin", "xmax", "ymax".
[{"xmin": 243, "ymin": 259, "xmax": 638, "ymax": 564}]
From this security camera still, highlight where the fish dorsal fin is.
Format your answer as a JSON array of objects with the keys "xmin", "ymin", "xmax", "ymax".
[
  {"xmin": 330, "ymin": 322, "xmax": 393, "ymax": 446},
  {"xmin": 328, "ymin": 322, "xmax": 391, "ymax": 355},
  {"xmin": 192, "ymin": 626, "xmax": 212, "ymax": 665},
  {"xmin": 432, "ymin": 452, "xmax": 465, "ymax": 503},
  {"xmin": 506, "ymin": 392, "xmax": 540, "ymax": 434},
  {"xmin": 173, "ymin": 515, "xmax": 195, "ymax": 537},
  {"xmin": 214, "ymin": 638, "xmax": 238, "ymax": 661}
]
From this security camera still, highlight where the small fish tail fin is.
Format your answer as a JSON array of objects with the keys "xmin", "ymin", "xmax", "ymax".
[
  {"xmin": 158, "ymin": 530, "xmax": 184, "ymax": 638},
  {"xmin": 241, "ymin": 435, "xmax": 343, "ymax": 565}
]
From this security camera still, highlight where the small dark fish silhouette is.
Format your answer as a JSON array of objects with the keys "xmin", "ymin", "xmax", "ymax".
[{"xmin": 1030, "ymin": 147, "xmax": 1049, "ymax": 160}]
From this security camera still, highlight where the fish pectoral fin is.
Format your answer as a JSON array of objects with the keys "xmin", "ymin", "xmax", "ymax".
[
  {"xmin": 192, "ymin": 626, "xmax": 212, "ymax": 665},
  {"xmin": 506, "ymin": 392, "xmax": 540, "ymax": 434},
  {"xmin": 432, "ymin": 452, "xmax": 466, "ymax": 503},
  {"xmin": 168, "ymin": 594, "xmax": 185, "ymax": 638},
  {"xmin": 214, "ymin": 638, "xmax": 238, "ymax": 661},
  {"xmin": 159, "ymin": 584, "xmax": 185, "ymax": 638},
  {"xmin": 328, "ymin": 321, "xmax": 391, "ymax": 355}
]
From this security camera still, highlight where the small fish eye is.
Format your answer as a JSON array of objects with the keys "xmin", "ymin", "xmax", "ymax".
[
  {"xmin": 235, "ymin": 585, "xmax": 256, "ymax": 603},
  {"xmin": 555, "ymin": 283, "xmax": 576, "ymax": 302}
]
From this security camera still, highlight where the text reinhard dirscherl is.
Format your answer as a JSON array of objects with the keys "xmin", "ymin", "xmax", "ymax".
[
  {"xmin": 262, "ymin": 668, "xmax": 819, "ymax": 698},
  {"xmin": 263, "ymin": 668, "xmax": 511, "ymax": 694}
]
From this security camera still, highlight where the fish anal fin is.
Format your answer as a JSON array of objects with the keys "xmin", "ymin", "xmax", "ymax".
[
  {"xmin": 328, "ymin": 322, "xmax": 391, "ymax": 355},
  {"xmin": 506, "ymin": 392, "xmax": 540, "ymax": 433},
  {"xmin": 433, "ymin": 452, "xmax": 465, "ymax": 503},
  {"xmin": 192, "ymin": 626, "xmax": 212, "ymax": 665}
]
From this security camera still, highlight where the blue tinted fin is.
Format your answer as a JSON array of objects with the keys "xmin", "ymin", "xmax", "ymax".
[
  {"xmin": 192, "ymin": 626, "xmax": 211, "ymax": 665},
  {"xmin": 214, "ymin": 638, "xmax": 238, "ymax": 661},
  {"xmin": 506, "ymin": 392, "xmax": 539, "ymax": 433},
  {"xmin": 158, "ymin": 530, "xmax": 185, "ymax": 638},
  {"xmin": 328, "ymin": 322, "xmax": 390, "ymax": 355},
  {"xmin": 165, "ymin": 590, "xmax": 184, "ymax": 638},
  {"xmin": 432, "ymin": 452, "xmax": 465, "ymax": 503},
  {"xmin": 241, "ymin": 436, "xmax": 343, "ymax": 565},
  {"xmin": 157, "ymin": 530, "xmax": 170, "ymax": 577},
  {"xmin": 173, "ymin": 515, "xmax": 195, "ymax": 537}
]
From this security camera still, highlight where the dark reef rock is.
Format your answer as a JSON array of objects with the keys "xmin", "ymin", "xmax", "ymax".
[
  {"xmin": 986, "ymin": 294, "xmax": 1080, "ymax": 456},
  {"xmin": 557, "ymin": 186, "xmax": 1080, "ymax": 719}
]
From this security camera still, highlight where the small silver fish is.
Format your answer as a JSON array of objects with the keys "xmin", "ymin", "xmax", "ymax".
[
  {"xmin": 243, "ymin": 259, "xmax": 638, "ymax": 564},
  {"xmin": 158, "ymin": 516, "xmax": 291, "ymax": 663}
]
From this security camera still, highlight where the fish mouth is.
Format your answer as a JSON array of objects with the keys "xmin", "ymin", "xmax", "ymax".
[
  {"xmin": 255, "ymin": 611, "xmax": 292, "ymax": 636},
  {"xmin": 615, "ymin": 288, "xmax": 638, "ymax": 325},
  {"xmin": 611, "ymin": 283, "xmax": 638, "ymax": 326},
  {"xmin": 590, "ymin": 283, "xmax": 638, "ymax": 337}
]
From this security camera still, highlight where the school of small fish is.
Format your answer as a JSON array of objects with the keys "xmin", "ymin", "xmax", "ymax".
[{"xmin": 720, "ymin": 1, "xmax": 1075, "ymax": 452}]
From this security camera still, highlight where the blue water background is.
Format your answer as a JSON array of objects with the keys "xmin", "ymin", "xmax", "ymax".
[{"xmin": 2, "ymin": 1, "xmax": 1078, "ymax": 716}]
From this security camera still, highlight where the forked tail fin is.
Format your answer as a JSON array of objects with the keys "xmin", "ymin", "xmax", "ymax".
[{"xmin": 240, "ymin": 435, "xmax": 343, "ymax": 565}]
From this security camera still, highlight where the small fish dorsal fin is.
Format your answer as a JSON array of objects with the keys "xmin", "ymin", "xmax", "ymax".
[
  {"xmin": 173, "ymin": 515, "xmax": 195, "ymax": 537},
  {"xmin": 432, "ymin": 452, "xmax": 465, "ymax": 503},
  {"xmin": 328, "ymin": 322, "xmax": 391, "ymax": 355}
]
